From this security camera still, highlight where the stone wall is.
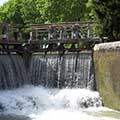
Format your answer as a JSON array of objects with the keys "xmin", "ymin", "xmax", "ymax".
[{"xmin": 94, "ymin": 42, "xmax": 120, "ymax": 111}]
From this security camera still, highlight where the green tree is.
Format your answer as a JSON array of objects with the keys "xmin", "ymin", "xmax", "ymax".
[
  {"xmin": 0, "ymin": 0, "xmax": 24, "ymax": 24},
  {"xmin": 0, "ymin": 0, "xmax": 42, "ymax": 24},
  {"xmin": 20, "ymin": 0, "xmax": 42, "ymax": 24},
  {"xmin": 87, "ymin": 0, "xmax": 120, "ymax": 41},
  {"xmin": 0, "ymin": 0, "xmax": 91, "ymax": 24},
  {"xmin": 36, "ymin": 0, "xmax": 89, "ymax": 23}
]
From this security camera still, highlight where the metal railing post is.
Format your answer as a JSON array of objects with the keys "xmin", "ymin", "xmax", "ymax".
[{"xmin": 87, "ymin": 23, "xmax": 90, "ymax": 38}]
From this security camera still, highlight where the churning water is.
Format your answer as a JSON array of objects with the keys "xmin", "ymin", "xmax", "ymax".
[
  {"xmin": 0, "ymin": 54, "xmax": 119, "ymax": 120},
  {"xmin": 0, "ymin": 86, "xmax": 119, "ymax": 120}
]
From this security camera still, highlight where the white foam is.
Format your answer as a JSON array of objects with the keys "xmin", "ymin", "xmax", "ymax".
[
  {"xmin": 0, "ymin": 86, "xmax": 119, "ymax": 120},
  {"xmin": 30, "ymin": 109, "xmax": 118, "ymax": 120}
]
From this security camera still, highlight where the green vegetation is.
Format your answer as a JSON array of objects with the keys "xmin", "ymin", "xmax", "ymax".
[
  {"xmin": 0, "ymin": 0, "xmax": 90, "ymax": 24},
  {"xmin": 87, "ymin": 0, "xmax": 120, "ymax": 41},
  {"xmin": 0, "ymin": 0, "xmax": 120, "ymax": 41}
]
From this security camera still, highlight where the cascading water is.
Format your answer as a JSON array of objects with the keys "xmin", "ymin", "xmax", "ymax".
[
  {"xmin": 0, "ymin": 53, "xmax": 94, "ymax": 89},
  {"xmin": 0, "ymin": 55, "xmax": 28, "ymax": 89},
  {"xmin": 29, "ymin": 53, "xmax": 94, "ymax": 89},
  {"xmin": 0, "ymin": 54, "xmax": 119, "ymax": 120}
]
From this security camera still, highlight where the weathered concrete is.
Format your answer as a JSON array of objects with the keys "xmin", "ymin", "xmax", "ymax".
[{"xmin": 94, "ymin": 42, "xmax": 120, "ymax": 111}]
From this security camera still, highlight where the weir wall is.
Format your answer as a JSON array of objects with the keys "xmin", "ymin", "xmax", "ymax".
[{"xmin": 94, "ymin": 42, "xmax": 120, "ymax": 110}]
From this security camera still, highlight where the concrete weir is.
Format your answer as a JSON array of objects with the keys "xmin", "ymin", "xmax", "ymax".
[{"xmin": 93, "ymin": 41, "xmax": 120, "ymax": 111}]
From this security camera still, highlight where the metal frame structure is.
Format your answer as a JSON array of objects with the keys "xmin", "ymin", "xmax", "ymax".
[{"xmin": 0, "ymin": 22, "xmax": 102, "ymax": 55}]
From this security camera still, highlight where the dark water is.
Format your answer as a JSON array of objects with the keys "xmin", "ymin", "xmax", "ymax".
[
  {"xmin": 0, "ymin": 53, "xmax": 94, "ymax": 89},
  {"xmin": 0, "ymin": 115, "xmax": 31, "ymax": 120},
  {"xmin": 0, "ymin": 55, "xmax": 28, "ymax": 89}
]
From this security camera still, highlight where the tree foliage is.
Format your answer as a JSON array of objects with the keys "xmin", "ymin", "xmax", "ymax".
[
  {"xmin": 37, "ymin": 0, "xmax": 89, "ymax": 23},
  {"xmin": 87, "ymin": 0, "xmax": 120, "ymax": 41},
  {"xmin": 0, "ymin": 0, "xmax": 42, "ymax": 24},
  {"xmin": 20, "ymin": 0, "xmax": 41, "ymax": 24},
  {"xmin": 0, "ymin": 0, "xmax": 90, "ymax": 24},
  {"xmin": 0, "ymin": 0, "xmax": 24, "ymax": 24}
]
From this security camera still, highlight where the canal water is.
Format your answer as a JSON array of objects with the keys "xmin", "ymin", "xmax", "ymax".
[
  {"xmin": 0, "ymin": 54, "xmax": 119, "ymax": 120},
  {"xmin": 0, "ymin": 86, "xmax": 120, "ymax": 120}
]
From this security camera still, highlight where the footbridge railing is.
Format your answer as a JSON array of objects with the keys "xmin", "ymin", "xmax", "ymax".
[{"xmin": 0, "ymin": 22, "xmax": 103, "ymax": 54}]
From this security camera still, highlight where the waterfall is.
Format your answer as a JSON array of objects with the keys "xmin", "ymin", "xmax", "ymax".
[
  {"xmin": 29, "ymin": 53, "xmax": 94, "ymax": 89},
  {"xmin": 0, "ymin": 53, "xmax": 94, "ymax": 89},
  {"xmin": 0, "ymin": 55, "xmax": 28, "ymax": 89},
  {"xmin": 0, "ymin": 54, "xmax": 119, "ymax": 120}
]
